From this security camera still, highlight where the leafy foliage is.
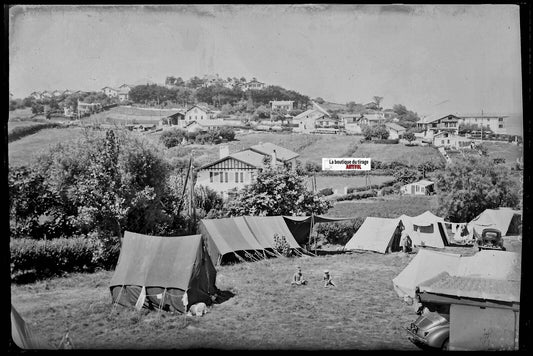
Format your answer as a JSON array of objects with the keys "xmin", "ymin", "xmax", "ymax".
[
  {"xmin": 315, "ymin": 218, "xmax": 364, "ymax": 245},
  {"xmin": 227, "ymin": 166, "xmax": 332, "ymax": 216},
  {"xmin": 393, "ymin": 168, "xmax": 421, "ymax": 185},
  {"xmin": 435, "ymin": 155, "xmax": 520, "ymax": 221},
  {"xmin": 273, "ymin": 234, "xmax": 291, "ymax": 257}
]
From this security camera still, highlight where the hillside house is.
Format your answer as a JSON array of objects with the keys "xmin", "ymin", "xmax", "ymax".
[
  {"xmin": 184, "ymin": 105, "xmax": 217, "ymax": 123},
  {"xmin": 359, "ymin": 111, "xmax": 385, "ymax": 126},
  {"xmin": 41, "ymin": 91, "xmax": 53, "ymax": 99},
  {"xmin": 384, "ymin": 122, "xmax": 406, "ymax": 139},
  {"xmin": 195, "ymin": 143, "xmax": 299, "ymax": 198},
  {"xmin": 457, "ymin": 113, "xmax": 507, "ymax": 134},
  {"xmin": 293, "ymin": 109, "xmax": 329, "ymax": 133},
  {"xmin": 159, "ymin": 111, "xmax": 186, "ymax": 126},
  {"xmin": 400, "ymin": 180, "xmax": 435, "ymax": 196},
  {"xmin": 417, "ymin": 114, "xmax": 460, "ymax": 135},
  {"xmin": 270, "ymin": 100, "xmax": 294, "ymax": 111},
  {"xmin": 77, "ymin": 101, "xmax": 102, "ymax": 116},
  {"xmin": 52, "ymin": 90, "xmax": 63, "ymax": 97},
  {"xmin": 63, "ymin": 89, "xmax": 73, "ymax": 96},
  {"xmin": 339, "ymin": 113, "xmax": 363, "ymax": 134},
  {"xmin": 242, "ymin": 78, "xmax": 266, "ymax": 91},
  {"xmin": 202, "ymin": 74, "xmax": 226, "ymax": 87},
  {"xmin": 364, "ymin": 102, "xmax": 380, "ymax": 110},
  {"xmin": 383, "ymin": 109, "xmax": 398, "ymax": 120},
  {"xmin": 432, "ymin": 131, "xmax": 472, "ymax": 149},
  {"xmin": 102, "ymin": 87, "xmax": 119, "ymax": 98}
]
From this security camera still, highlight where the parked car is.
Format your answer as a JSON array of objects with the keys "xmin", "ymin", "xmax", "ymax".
[
  {"xmin": 475, "ymin": 228, "xmax": 505, "ymax": 251},
  {"xmin": 405, "ymin": 311, "xmax": 450, "ymax": 350}
]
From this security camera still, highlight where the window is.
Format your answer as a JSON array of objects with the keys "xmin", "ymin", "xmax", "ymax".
[
  {"xmin": 225, "ymin": 172, "xmax": 228, "ymax": 183},
  {"xmin": 235, "ymin": 172, "xmax": 239, "ymax": 183},
  {"xmin": 416, "ymin": 185, "xmax": 420, "ymax": 192},
  {"xmin": 210, "ymin": 172, "xmax": 213, "ymax": 183},
  {"xmin": 499, "ymin": 124, "xmax": 503, "ymax": 128},
  {"xmin": 240, "ymin": 172, "xmax": 244, "ymax": 182},
  {"xmin": 219, "ymin": 172, "xmax": 223, "ymax": 183},
  {"xmin": 499, "ymin": 117, "xmax": 504, "ymax": 122},
  {"xmin": 447, "ymin": 139, "xmax": 450, "ymax": 144}
]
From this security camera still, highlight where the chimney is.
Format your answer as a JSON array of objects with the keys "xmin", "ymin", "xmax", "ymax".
[
  {"xmin": 220, "ymin": 145, "xmax": 229, "ymax": 159},
  {"xmin": 271, "ymin": 149, "xmax": 277, "ymax": 167}
]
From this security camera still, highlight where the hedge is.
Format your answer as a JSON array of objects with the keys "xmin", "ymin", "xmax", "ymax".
[
  {"xmin": 371, "ymin": 138, "xmax": 399, "ymax": 144},
  {"xmin": 346, "ymin": 178, "xmax": 396, "ymax": 194},
  {"xmin": 8, "ymin": 122, "xmax": 62, "ymax": 143},
  {"xmin": 335, "ymin": 189, "xmax": 378, "ymax": 202}
]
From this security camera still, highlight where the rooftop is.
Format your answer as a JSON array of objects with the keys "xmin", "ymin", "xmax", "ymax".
[{"xmin": 250, "ymin": 142, "xmax": 299, "ymax": 161}]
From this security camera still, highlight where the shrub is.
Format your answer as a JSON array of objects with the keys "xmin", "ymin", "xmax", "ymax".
[
  {"xmin": 8, "ymin": 122, "xmax": 61, "ymax": 143},
  {"xmin": 371, "ymin": 138, "xmax": 399, "ymax": 144},
  {"xmin": 315, "ymin": 218, "xmax": 364, "ymax": 245},
  {"xmin": 335, "ymin": 189, "xmax": 377, "ymax": 201},
  {"xmin": 318, "ymin": 187, "xmax": 334, "ymax": 196},
  {"xmin": 10, "ymin": 237, "xmax": 98, "ymax": 278},
  {"xmin": 159, "ymin": 128, "xmax": 186, "ymax": 148},
  {"xmin": 273, "ymin": 233, "xmax": 291, "ymax": 257}
]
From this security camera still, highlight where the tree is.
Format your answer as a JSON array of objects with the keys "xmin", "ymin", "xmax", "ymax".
[
  {"xmin": 435, "ymin": 155, "xmax": 520, "ymax": 222},
  {"xmin": 227, "ymin": 166, "xmax": 332, "ymax": 216},
  {"xmin": 314, "ymin": 97, "xmax": 325, "ymax": 104},
  {"xmin": 31, "ymin": 103, "xmax": 44, "ymax": 114},
  {"xmin": 393, "ymin": 168, "xmax": 421, "ymax": 185},
  {"xmin": 372, "ymin": 125, "xmax": 390, "ymax": 140},
  {"xmin": 373, "ymin": 96, "xmax": 383, "ymax": 109},
  {"xmin": 403, "ymin": 131, "xmax": 416, "ymax": 144},
  {"xmin": 361, "ymin": 124, "xmax": 373, "ymax": 140}
]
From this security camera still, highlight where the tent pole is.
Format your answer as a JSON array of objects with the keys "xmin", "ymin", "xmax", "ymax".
[{"xmin": 110, "ymin": 285, "xmax": 125, "ymax": 318}]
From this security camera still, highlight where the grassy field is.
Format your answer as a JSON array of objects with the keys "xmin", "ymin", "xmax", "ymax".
[
  {"xmin": 10, "ymin": 251, "xmax": 422, "ymax": 350},
  {"xmin": 8, "ymin": 127, "xmax": 88, "ymax": 167},
  {"xmin": 326, "ymin": 195, "xmax": 439, "ymax": 219},
  {"xmin": 353, "ymin": 143, "xmax": 444, "ymax": 165},
  {"xmin": 9, "ymin": 108, "xmax": 35, "ymax": 121},
  {"xmin": 315, "ymin": 175, "xmax": 395, "ymax": 194},
  {"xmin": 482, "ymin": 141, "xmax": 523, "ymax": 168}
]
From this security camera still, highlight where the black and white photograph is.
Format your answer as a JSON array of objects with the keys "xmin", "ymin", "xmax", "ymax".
[{"xmin": 7, "ymin": 4, "xmax": 528, "ymax": 351}]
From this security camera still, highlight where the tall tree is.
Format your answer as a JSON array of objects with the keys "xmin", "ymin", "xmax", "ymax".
[{"xmin": 373, "ymin": 96, "xmax": 383, "ymax": 109}]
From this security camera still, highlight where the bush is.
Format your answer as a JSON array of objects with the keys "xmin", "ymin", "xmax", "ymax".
[
  {"xmin": 318, "ymin": 187, "xmax": 334, "ymax": 196},
  {"xmin": 160, "ymin": 128, "xmax": 186, "ymax": 148},
  {"xmin": 273, "ymin": 234, "xmax": 291, "ymax": 257},
  {"xmin": 335, "ymin": 189, "xmax": 377, "ymax": 201},
  {"xmin": 10, "ymin": 237, "xmax": 98, "ymax": 278},
  {"xmin": 8, "ymin": 122, "xmax": 61, "ymax": 143},
  {"xmin": 371, "ymin": 138, "xmax": 399, "ymax": 144},
  {"xmin": 346, "ymin": 179, "xmax": 396, "ymax": 194},
  {"xmin": 315, "ymin": 218, "xmax": 364, "ymax": 245}
]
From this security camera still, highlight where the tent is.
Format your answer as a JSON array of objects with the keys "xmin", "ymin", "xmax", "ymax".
[
  {"xmin": 199, "ymin": 217, "xmax": 266, "ymax": 265},
  {"xmin": 11, "ymin": 305, "xmax": 51, "ymax": 350},
  {"xmin": 392, "ymin": 249, "xmax": 520, "ymax": 299},
  {"xmin": 283, "ymin": 215, "xmax": 357, "ymax": 245},
  {"xmin": 240, "ymin": 216, "xmax": 301, "ymax": 251},
  {"xmin": 468, "ymin": 208, "xmax": 522, "ymax": 236},
  {"xmin": 109, "ymin": 231, "xmax": 217, "ymax": 313},
  {"xmin": 344, "ymin": 217, "xmax": 404, "ymax": 253},
  {"xmin": 400, "ymin": 211, "xmax": 449, "ymax": 248},
  {"xmin": 392, "ymin": 249, "xmax": 463, "ymax": 298}
]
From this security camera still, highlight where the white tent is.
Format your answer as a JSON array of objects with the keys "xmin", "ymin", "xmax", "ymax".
[
  {"xmin": 399, "ymin": 211, "xmax": 449, "ymax": 248},
  {"xmin": 392, "ymin": 249, "xmax": 462, "ymax": 298},
  {"xmin": 392, "ymin": 249, "xmax": 520, "ymax": 299},
  {"xmin": 345, "ymin": 217, "xmax": 403, "ymax": 254},
  {"xmin": 468, "ymin": 208, "xmax": 521, "ymax": 236}
]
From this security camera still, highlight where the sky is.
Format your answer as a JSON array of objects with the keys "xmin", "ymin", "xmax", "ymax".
[{"xmin": 9, "ymin": 4, "xmax": 524, "ymax": 116}]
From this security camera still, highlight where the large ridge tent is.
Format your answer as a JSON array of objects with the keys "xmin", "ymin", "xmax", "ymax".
[
  {"xmin": 467, "ymin": 208, "xmax": 522, "ymax": 236},
  {"xmin": 344, "ymin": 217, "xmax": 404, "ymax": 253},
  {"xmin": 400, "ymin": 211, "xmax": 449, "ymax": 248},
  {"xmin": 240, "ymin": 216, "xmax": 301, "ymax": 251},
  {"xmin": 109, "ymin": 231, "xmax": 217, "ymax": 313},
  {"xmin": 392, "ymin": 249, "xmax": 520, "ymax": 299},
  {"xmin": 199, "ymin": 217, "xmax": 267, "ymax": 265},
  {"xmin": 283, "ymin": 215, "xmax": 356, "ymax": 245},
  {"xmin": 11, "ymin": 305, "xmax": 51, "ymax": 350}
]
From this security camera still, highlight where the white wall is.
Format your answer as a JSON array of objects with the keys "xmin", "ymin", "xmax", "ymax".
[{"xmin": 196, "ymin": 169, "xmax": 256, "ymax": 195}]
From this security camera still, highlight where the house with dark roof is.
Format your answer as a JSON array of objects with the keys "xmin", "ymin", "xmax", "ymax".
[
  {"xmin": 418, "ymin": 271, "xmax": 520, "ymax": 351},
  {"xmin": 384, "ymin": 122, "xmax": 406, "ymax": 139},
  {"xmin": 195, "ymin": 143, "xmax": 299, "ymax": 197}
]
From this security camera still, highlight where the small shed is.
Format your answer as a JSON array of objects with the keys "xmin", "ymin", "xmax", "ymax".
[{"xmin": 401, "ymin": 179, "xmax": 435, "ymax": 195}]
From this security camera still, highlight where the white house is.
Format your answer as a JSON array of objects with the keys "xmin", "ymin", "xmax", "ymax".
[
  {"xmin": 184, "ymin": 105, "xmax": 217, "ymax": 123},
  {"xmin": 41, "ymin": 91, "xmax": 53, "ymax": 99},
  {"xmin": 102, "ymin": 87, "xmax": 119, "ymax": 98},
  {"xmin": 384, "ymin": 122, "xmax": 406, "ymax": 139},
  {"xmin": 242, "ymin": 78, "xmax": 266, "ymax": 91},
  {"xmin": 270, "ymin": 100, "xmax": 294, "ymax": 111},
  {"xmin": 400, "ymin": 180, "xmax": 435, "ymax": 196},
  {"xmin": 457, "ymin": 113, "xmax": 507, "ymax": 134},
  {"xmin": 31, "ymin": 92, "xmax": 43, "ymax": 100},
  {"xmin": 118, "ymin": 84, "xmax": 132, "ymax": 101},
  {"xmin": 432, "ymin": 131, "xmax": 472, "ymax": 149},
  {"xmin": 195, "ymin": 143, "xmax": 299, "ymax": 198}
]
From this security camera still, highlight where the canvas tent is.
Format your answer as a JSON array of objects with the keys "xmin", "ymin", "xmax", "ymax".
[
  {"xmin": 399, "ymin": 211, "xmax": 449, "ymax": 248},
  {"xmin": 11, "ymin": 305, "xmax": 52, "ymax": 350},
  {"xmin": 240, "ymin": 216, "xmax": 301, "ymax": 251},
  {"xmin": 344, "ymin": 217, "xmax": 403, "ymax": 253},
  {"xmin": 110, "ymin": 231, "xmax": 217, "ymax": 313},
  {"xmin": 392, "ymin": 249, "xmax": 520, "ymax": 299},
  {"xmin": 468, "ymin": 208, "xmax": 522, "ymax": 236}
]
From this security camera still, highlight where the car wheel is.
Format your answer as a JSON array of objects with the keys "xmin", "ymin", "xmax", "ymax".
[{"xmin": 441, "ymin": 339, "xmax": 449, "ymax": 351}]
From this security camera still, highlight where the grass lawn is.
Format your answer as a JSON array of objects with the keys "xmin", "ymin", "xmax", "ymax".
[
  {"xmin": 482, "ymin": 141, "xmax": 523, "ymax": 168},
  {"xmin": 353, "ymin": 143, "xmax": 444, "ymax": 165},
  {"xmin": 315, "ymin": 175, "xmax": 395, "ymax": 194},
  {"xmin": 326, "ymin": 195, "xmax": 439, "ymax": 219},
  {"xmin": 11, "ymin": 251, "xmax": 424, "ymax": 350},
  {"xmin": 8, "ymin": 127, "xmax": 87, "ymax": 167},
  {"xmin": 9, "ymin": 108, "xmax": 35, "ymax": 121}
]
